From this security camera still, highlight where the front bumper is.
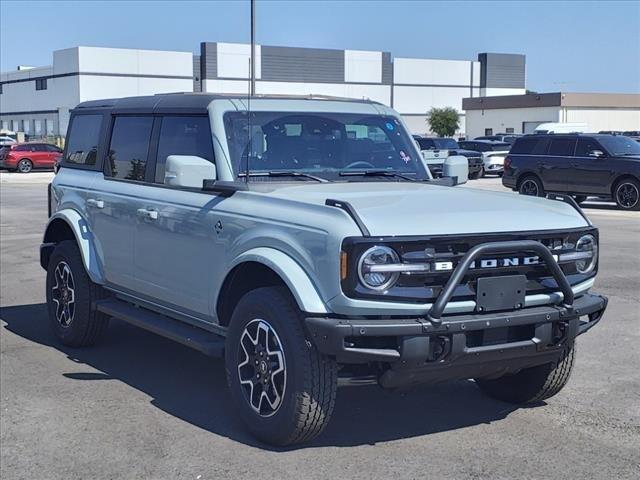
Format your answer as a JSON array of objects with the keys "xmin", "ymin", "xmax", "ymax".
[{"xmin": 305, "ymin": 292, "xmax": 607, "ymax": 388}]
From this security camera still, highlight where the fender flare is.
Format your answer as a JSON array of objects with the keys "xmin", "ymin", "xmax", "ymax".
[
  {"xmin": 43, "ymin": 209, "xmax": 105, "ymax": 284},
  {"xmin": 227, "ymin": 247, "xmax": 328, "ymax": 314}
]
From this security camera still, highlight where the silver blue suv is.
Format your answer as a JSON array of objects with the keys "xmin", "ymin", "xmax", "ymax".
[{"xmin": 40, "ymin": 94, "xmax": 608, "ymax": 446}]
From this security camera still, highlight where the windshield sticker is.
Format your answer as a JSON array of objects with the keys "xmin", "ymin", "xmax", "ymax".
[
  {"xmin": 400, "ymin": 150, "xmax": 411, "ymax": 164},
  {"xmin": 385, "ymin": 122, "xmax": 395, "ymax": 131}
]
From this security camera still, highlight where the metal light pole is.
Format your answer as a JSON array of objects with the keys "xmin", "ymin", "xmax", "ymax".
[{"xmin": 250, "ymin": 0, "xmax": 256, "ymax": 96}]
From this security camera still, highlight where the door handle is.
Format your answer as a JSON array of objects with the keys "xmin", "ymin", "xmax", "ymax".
[
  {"xmin": 137, "ymin": 208, "xmax": 158, "ymax": 220},
  {"xmin": 86, "ymin": 198, "xmax": 104, "ymax": 209}
]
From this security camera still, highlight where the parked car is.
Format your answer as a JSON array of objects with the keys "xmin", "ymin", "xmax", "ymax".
[
  {"xmin": 458, "ymin": 139, "xmax": 511, "ymax": 176},
  {"xmin": 0, "ymin": 135, "xmax": 17, "ymax": 146},
  {"xmin": 0, "ymin": 142, "xmax": 63, "ymax": 172},
  {"xmin": 474, "ymin": 134, "xmax": 522, "ymax": 145},
  {"xmin": 413, "ymin": 136, "xmax": 484, "ymax": 179},
  {"xmin": 533, "ymin": 122, "xmax": 589, "ymax": 134},
  {"xmin": 503, "ymin": 133, "xmax": 640, "ymax": 210},
  {"xmin": 40, "ymin": 94, "xmax": 607, "ymax": 446}
]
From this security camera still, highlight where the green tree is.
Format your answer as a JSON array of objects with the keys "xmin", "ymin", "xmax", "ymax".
[{"xmin": 427, "ymin": 107, "xmax": 460, "ymax": 137}]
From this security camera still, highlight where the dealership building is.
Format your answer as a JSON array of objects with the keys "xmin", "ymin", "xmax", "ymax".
[
  {"xmin": 463, "ymin": 92, "xmax": 640, "ymax": 138},
  {"xmin": 1, "ymin": 43, "xmax": 526, "ymax": 137}
]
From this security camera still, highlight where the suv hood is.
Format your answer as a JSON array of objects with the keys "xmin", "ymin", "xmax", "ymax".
[{"xmin": 254, "ymin": 182, "xmax": 588, "ymax": 236}]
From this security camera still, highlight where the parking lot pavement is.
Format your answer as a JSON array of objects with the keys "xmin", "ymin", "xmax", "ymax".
[
  {"xmin": 1, "ymin": 181, "xmax": 639, "ymax": 480},
  {"xmin": 0, "ymin": 171, "xmax": 55, "ymax": 184}
]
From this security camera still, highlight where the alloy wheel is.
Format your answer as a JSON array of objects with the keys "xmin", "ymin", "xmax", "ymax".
[
  {"xmin": 18, "ymin": 159, "xmax": 32, "ymax": 173},
  {"xmin": 51, "ymin": 261, "xmax": 76, "ymax": 327},
  {"xmin": 520, "ymin": 179, "xmax": 539, "ymax": 196},
  {"xmin": 616, "ymin": 182, "xmax": 639, "ymax": 209},
  {"xmin": 237, "ymin": 319, "xmax": 287, "ymax": 417}
]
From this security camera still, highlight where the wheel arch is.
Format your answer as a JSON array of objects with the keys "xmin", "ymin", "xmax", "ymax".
[
  {"xmin": 42, "ymin": 209, "xmax": 104, "ymax": 284},
  {"xmin": 216, "ymin": 248, "xmax": 328, "ymax": 327},
  {"xmin": 611, "ymin": 173, "xmax": 639, "ymax": 195}
]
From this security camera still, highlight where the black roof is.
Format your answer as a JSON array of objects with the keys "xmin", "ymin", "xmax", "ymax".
[{"xmin": 74, "ymin": 93, "xmax": 382, "ymax": 114}]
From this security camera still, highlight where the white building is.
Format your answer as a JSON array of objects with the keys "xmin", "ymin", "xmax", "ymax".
[
  {"xmin": 0, "ymin": 46, "xmax": 194, "ymax": 136},
  {"xmin": 1, "ymin": 44, "xmax": 525, "ymax": 137},
  {"xmin": 197, "ymin": 43, "xmax": 526, "ymax": 135},
  {"xmin": 463, "ymin": 92, "xmax": 640, "ymax": 139}
]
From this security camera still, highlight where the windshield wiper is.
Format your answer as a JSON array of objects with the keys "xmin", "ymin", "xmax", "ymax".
[
  {"xmin": 239, "ymin": 171, "xmax": 328, "ymax": 182},
  {"xmin": 339, "ymin": 169, "xmax": 417, "ymax": 182}
]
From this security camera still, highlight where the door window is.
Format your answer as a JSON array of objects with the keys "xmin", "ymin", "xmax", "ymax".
[
  {"xmin": 548, "ymin": 138, "xmax": 576, "ymax": 156},
  {"xmin": 575, "ymin": 138, "xmax": 604, "ymax": 157},
  {"xmin": 154, "ymin": 116, "xmax": 214, "ymax": 183},
  {"xmin": 107, "ymin": 116, "xmax": 153, "ymax": 181},
  {"xmin": 64, "ymin": 114, "xmax": 103, "ymax": 166}
]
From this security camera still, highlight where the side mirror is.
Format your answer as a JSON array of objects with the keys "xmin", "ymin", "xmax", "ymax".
[
  {"xmin": 164, "ymin": 155, "xmax": 216, "ymax": 188},
  {"xmin": 442, "ymin": 155, "xmax": 468, "ymax": 185},
  {"xmin": 588, "ymin": 150, "xmax": 605, "ymax": 158}
]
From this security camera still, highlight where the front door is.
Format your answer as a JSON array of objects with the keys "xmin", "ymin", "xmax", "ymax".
[
  {"xmin": 539, "ymin": 137, "xmax": 576, "ymax": 192},
  {"xmin": 132, "ymin": 115, "xmax": 220, "ymax": 321},
  {"xmin": 569, "ymin": 137, "xmax": 613, "ymax": 195}
]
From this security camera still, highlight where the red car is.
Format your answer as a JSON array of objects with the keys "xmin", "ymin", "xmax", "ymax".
[{"xmin": 0, "ymin": 143, "xmax": 63, "ymax": 173}]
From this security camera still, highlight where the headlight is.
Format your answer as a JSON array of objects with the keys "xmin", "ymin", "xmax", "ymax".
[
  {"xmin": 357, "ymin": 246, "xmax": 400, "ymax": 291},
  {"xmin": 575, "ymin": 234, "xmax": 598, "ymax": 273}
]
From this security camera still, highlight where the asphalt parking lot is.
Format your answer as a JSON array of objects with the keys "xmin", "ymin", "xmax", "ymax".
[{"xmin": 1, "ymin": 174, "xmax": 639, "ymax": 479}]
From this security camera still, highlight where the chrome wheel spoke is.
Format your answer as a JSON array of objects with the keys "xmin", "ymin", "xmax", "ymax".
[{"xmin": 51, "ymin": 261, "xmax": 75, "ymax": 328}]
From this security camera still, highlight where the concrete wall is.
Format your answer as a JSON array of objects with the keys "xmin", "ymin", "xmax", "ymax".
[
  {"xmin": 0, "ymin": 46, "xmax": 193, "ymax": 135},
  {"xmin": 563, "ymin": 108, "xmax": 640, "ymax": 132},
  {"xmin": 465, "ymin": 106, "xmax": 561, "ymax": 138}
]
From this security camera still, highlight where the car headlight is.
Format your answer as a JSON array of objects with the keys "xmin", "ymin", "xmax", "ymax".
[
  {"xmin": 357, "ymin": 246, "xmax": 400, "ymax": 291},
  {"xmin": 574, "ymin": 234, "xmax": 598, "ymax": 273}
]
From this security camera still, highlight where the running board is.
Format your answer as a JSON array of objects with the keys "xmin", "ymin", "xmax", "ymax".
[{"xmin": 94, "ymin": 299, "xmax": 225, "ymax": 357}]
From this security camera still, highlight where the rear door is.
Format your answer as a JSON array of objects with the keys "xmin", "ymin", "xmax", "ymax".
[
  {"xmin": 569, "ymin": 137, "xmax": 613, "ymax": 195},
  {"xmin": 540, "ymin": 137, "xmax": 576, "ymax": 192}
]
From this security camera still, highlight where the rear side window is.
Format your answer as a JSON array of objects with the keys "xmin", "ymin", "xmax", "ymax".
[
  {"xmin": 575, "ymin": 138, "xmax": 604, "ymax": 156},
  {"xmin": 510, "ymin": 137, "xmax": 551, "ymax": 155},
  {"xmin": 106, "ymin": 116, "xmax": 153, "ymax": 181},
  {"xmin": 154, "ymin": 116, "xmax": 214, "ymax": 183},
  {"xmin": 15, "ymin": 144, "xmax": 32, "ymax": 151},
  {"xmin": 548, "ymin": 138, "xmax": 576, "ymax": 156},
  {"xmin": 64, "ymin": 114, "xmax": 103, "ymax": 166}
]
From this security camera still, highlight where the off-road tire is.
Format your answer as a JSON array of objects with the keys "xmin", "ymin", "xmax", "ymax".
[
  {"xmin": 225, "ymin": 286, "xmax": 338, "ymax": 446},
  {"xmin": 475, "ymin": 342, "xmax": 576, "ymax": 404},
  {"xmin": 46, "ymin": 240, "xmax": 110, "ymax": 346},
  {"xmin": 518, "ymin": 174, "xmax": 545, "ymax": 197}
]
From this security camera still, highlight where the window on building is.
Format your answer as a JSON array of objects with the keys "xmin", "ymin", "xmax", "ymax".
[
  {"xmin": 107, "ymin": 116, "xmax": 153, "ymax": 181},
  {"xmin": 45, "ymin": 118, "xmax": 54, "ymax": 136},
  {"xmin": 0, "ymin": 121, "xmax": 7, "ymax": 130},
  {"xmin": 154, "ymin": 116, "xmax": 214, "ymax": 183},
  {"xmin": 64, "ymin": 114, "xmax": 103, "ymax": 166},
  {"xmin": 22, "ymin": 120, "xmax": 30, "ymax": 134},
  {"xmin": 0, "ymin": 84, "xmax": 3, "ymax": 94},
  {"xmin": 548, "ymin": 138, "xmax": 576, "ymax": 156},
  {"xmin": 34, "ymin": 120, "xmax": 42, "ymax": 136},
  {"xmin": 484, "ymin": 128, "xmax": 493, "ymax": 136},
  {"xmin": 35, "ymin": 78, "xmax": 48, "ymax": 91},
  {"xmin": 505, "ymin": 128, "xmax": 515, "ymax": 134}
]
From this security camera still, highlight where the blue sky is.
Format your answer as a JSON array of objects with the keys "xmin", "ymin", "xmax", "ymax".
[{"xmin": 1, "ymin": 0, "xmax": 639, "ymax": 93}]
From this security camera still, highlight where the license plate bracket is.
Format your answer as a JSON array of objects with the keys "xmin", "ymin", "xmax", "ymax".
[{"xmin": 476, "ymin": 275, "xmax": 526, "ymax": 312}]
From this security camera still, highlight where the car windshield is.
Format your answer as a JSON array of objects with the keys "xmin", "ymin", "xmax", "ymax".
[
  {"xmin": 598, "ymin": 135, "xmax": 640, "ymax": 156},
  {"xmin": 224, "ymin": 112, "xmax": 429, "ymax": 181},
  {"xmin": 431, "ymin": 138, "xmax": 459, "ymax": 150}
]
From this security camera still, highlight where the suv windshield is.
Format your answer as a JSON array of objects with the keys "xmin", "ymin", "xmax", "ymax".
[
  {"xmin": 224, "ymin": 112, "xmax": 429, "ymax": 181},
  {"xmin": 598, "ymin": 135, "xmax": 640, "ymax": 156}
]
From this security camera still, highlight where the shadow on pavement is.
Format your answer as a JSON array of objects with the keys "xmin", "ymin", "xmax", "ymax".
[{"xmin": 1, "ymin": 303, "xmax": 532, "ymax": 450}]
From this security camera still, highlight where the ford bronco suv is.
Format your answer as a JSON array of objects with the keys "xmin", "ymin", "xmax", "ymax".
[{"xmin": 41, "ymin": 94, "xmax": 607, "ymax": 446}]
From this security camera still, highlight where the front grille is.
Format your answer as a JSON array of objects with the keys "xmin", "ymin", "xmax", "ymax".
[{"xmin": 341, "ymin": 228, "xmax": 597, "ymax": 303}]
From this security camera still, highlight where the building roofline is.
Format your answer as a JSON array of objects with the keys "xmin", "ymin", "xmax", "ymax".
[{"xmin": 463, "ymin": 92, "xmax": 640, "ymax": 110}]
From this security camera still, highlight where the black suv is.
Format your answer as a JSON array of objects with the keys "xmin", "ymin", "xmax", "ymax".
[
  {"xmin": 413, "ymin": 136, "xmax": 484, "ymax": 179},
  {"xmin": 503, "ymin": 134, "xmax": 640, "ymax": 210}
]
